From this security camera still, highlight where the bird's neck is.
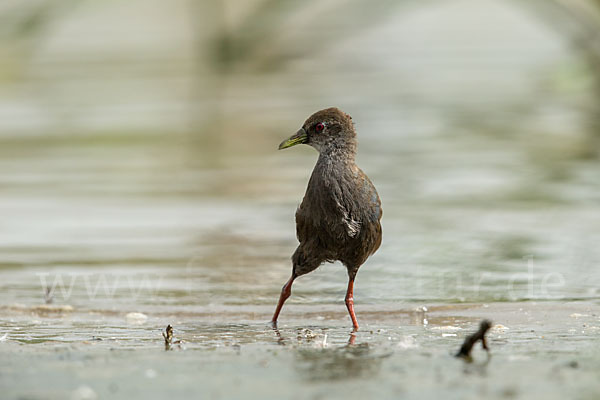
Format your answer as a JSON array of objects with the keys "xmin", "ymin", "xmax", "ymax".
[
  {"xmin": 317, "ymin": 135, "xmax": 357, "ymax": 161},
  {"xmin": 316, "ymin": 144, "xmax": 357, "ymax": 173}
]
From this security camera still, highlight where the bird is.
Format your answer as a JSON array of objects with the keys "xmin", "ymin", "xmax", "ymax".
[{"xmin": 272, "ymin": 107, "xmax": 382, "ymax": 331}]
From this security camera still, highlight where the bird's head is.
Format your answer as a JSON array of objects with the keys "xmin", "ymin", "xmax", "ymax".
[{"xmin": 279, "ymin": 107, "xmax": 357, "ymax": 155}]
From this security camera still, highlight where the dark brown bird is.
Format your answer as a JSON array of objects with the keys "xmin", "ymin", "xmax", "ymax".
[{"xmin": 272, "ymin": 107, "xmax": 382, "ymax": 331}]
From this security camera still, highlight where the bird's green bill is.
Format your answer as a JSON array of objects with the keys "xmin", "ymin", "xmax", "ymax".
[{"xmin": 278, "ymin": 128, "xmax": 307, "ymax": 150}]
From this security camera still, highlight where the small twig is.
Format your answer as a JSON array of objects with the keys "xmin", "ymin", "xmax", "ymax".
[
  {"xmin": 162, "ymin": 325, "xmax": 183, "ymax": 350},
  {"xmin": 162, "ymin": 325, "xmax": 173, "ymax": 350},
  {"xmin": 456, "ymin": 320, "xmax": 492, "ymax": 361}
]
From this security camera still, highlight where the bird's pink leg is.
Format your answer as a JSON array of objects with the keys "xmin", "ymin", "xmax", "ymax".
[
  {"xmin": 271, "ymin": 275, "xmax": 295, "ymax": 327},
  {"xmin": 345, "ymin": 278, "xmax": 359, "ymax": 331}
]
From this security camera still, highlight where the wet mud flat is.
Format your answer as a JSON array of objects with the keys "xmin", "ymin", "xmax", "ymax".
[{"xmin": 1, "ymin": 301, "xmax": 599, "ymax": 400}]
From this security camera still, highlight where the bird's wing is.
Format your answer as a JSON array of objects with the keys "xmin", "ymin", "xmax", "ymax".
[
  {"xmin": 296, "ymin": 182, "xmax": 360, "ymax": 241},
  {"xmin": 295, "ymin": 203, "xmax": 309, "ymax": 243},
  {"xmin": 341, "ymin": 169, "xmax": 382, "ymax": 238},
  {"xmin": 295, "ymin": 168, "xmax": 381, "ymax": 242},
  {"xmin": 336, "ymin": 197, "xmax": 361, "ymax": 238},
  {"xmin": 364, "ymin": 177, "xmax": 382, "ymax": 224}
]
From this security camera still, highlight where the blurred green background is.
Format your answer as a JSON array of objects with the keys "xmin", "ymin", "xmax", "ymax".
[
  {"xmin": 0, "ymin": 0, "xmax": 599, "ymax": 306},
  {"xmin": 1, "ymin": 0, "xmax": 599, "ymax": 146}
]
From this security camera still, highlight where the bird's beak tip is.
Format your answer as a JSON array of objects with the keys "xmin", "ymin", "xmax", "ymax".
[{"xmin": 278, "ymin": 128, "xmax": 307, "ymax": 151}]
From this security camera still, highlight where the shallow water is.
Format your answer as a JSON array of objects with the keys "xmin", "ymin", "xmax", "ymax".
[
  {"xmin": 1, "ymin": 301, "xmax": 600, "ymax": 399},
  {"xmin": 1, "ymin": 128, "xmax": 599, "ymax": 399}
]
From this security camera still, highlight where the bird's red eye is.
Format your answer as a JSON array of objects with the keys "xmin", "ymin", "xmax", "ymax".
[{"xmin": 315, "ymin": 122, "xmax": 325, "ymax": 133}]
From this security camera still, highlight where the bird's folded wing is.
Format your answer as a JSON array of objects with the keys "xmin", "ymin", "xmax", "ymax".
[
  {"xmin": 339, "ymin": 171, "xmax": 381, "ymax": 238},
  {"xmin": 336, "ymin": 199, "xmax": 361, "ymax": 238}
]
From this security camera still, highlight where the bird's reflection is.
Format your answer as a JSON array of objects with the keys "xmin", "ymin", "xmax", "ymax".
[
  {"xmin": 271, "ymin": 325, "xmax": 391, "ymax": 381},
  {"xmin": 348, "ymin": 332, "xmax": 356, "ymax": 346},
  {"xmin": 271, "ymin": 324, "xmax": 286, "ymax": 346},
  {"xmin": 294, "ymin": 342, "xmax": 388, "ymax": 381},
  {"xmin": 271, "ymin": 325, "xmax": 357, "ymax": 347}
]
